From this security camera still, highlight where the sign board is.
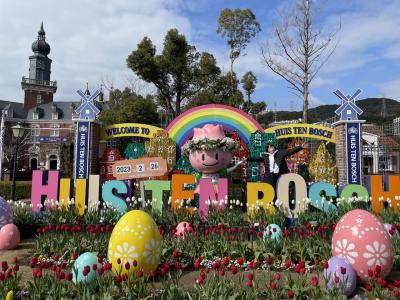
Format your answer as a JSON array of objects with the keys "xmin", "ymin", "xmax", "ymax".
[
  {"xmin": 112, "ymin": 157, "xmax": 168, "ymax": 180},
  {"xmin": 346, "ymin": 122, "xmax": 362, "ymax": 184},
  {"xmin": 100, "ymin": 123, "xmax": 163, "ymax": 141},
  {"xmin": 265, "ymin": 123, "xmax": 336, "ymax": 143},
  {"xmin": 74, "ymin": 121, "xmax": 90, "ymax": 179},
  {"xmin": 39, "ymin": 136, "xmax": 67, "ymax": 143}
]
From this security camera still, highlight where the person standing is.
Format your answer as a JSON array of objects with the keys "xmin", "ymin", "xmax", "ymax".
[{"xmin": 247, "ymin": 141, "xmax": 307, "ymax": 192}]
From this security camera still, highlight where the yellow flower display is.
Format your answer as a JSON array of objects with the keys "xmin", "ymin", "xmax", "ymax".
[{"xmin": 308, "ymin": 142, "xmax": 337, "ymax": 185}]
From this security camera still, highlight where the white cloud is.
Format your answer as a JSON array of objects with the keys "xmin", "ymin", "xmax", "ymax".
[
  {"xmin": 0, "ymin": 0, "xmax": 191, "ymax": 101},
  {"xmin": 321, "ymin": 0, "xmax": 400, "ymax": 74},
  {"xmin": 312, "ymin": 77, "xmax": 337, "ymax": 88},
  {"xmin": 308, "ymin": 94, "xmax": 324, "ymax": 108},
  {"xmin": 379, "ymin": 79, "xmax": 400, "ymax": 100}
]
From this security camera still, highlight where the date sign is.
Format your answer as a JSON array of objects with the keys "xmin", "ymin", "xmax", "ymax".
[{"xmin": 112, "ymin": 157, "xmax": 168, "ymax": 180}]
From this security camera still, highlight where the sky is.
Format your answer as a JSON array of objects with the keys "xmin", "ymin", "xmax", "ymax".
[{"xmin": 1, "ymin": 0, "xmax": 400, "ymax": 111}]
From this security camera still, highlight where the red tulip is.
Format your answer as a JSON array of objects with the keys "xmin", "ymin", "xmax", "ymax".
[
  {"xmin": 138, "ymin": 269, "xmax": 144, "ymax": 278},
  {"xmin": 270, "ymin": 281, "xmax": 277, "ymax": 290}
]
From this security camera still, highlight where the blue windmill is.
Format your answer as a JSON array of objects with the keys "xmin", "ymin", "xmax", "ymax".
[
  {"xmin": 75, "ymin": 89, "xmax": 101, "ymax": 121},
  {"xmin": 334, "ymin": 89, "xmax": 363, "ymax": 121}
]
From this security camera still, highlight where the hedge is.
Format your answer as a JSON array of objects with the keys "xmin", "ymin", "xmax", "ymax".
[{"xmin": 0, "ymin": 181, "xmax": 32, "ymax": 200}]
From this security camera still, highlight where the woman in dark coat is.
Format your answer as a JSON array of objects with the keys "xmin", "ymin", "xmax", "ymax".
[{"xmin": 247, "ymin": 142, "xmax": 307, "ymax": 192}]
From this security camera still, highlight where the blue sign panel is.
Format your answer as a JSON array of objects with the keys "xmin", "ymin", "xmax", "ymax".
[
  {"xmin": 346, "ymin": 122, "xmax": 362, "ymax": 184},
  {"xmin": 74, "ymin": 121, "xmax": 90, "ymax": 179}
]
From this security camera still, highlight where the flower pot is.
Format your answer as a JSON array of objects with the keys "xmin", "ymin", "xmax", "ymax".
[{"xmin": 16, "ymin": 223, "xmax": 38, "ymax": 238}]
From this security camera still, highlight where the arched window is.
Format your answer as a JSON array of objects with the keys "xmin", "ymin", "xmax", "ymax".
[
  {"xmin": 30, "ymin": 157, "xmax": 38, "ymax": 170},
  {"xmin": 49, "ymin": 155, "xmax": 58, "ymax": 170}
]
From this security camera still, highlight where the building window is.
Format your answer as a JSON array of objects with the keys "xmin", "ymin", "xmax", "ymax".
[
  {"xmin": 37, "ymin": 95, "xmax": 42, "ymax": 104},
  {"xmin": 31, "ymin": 125, "xmax": 40, "ymax": 143},
  {"xmin": 52, "ymin": 112, "xmax": 58, "ymax": 120},
  {"xmin": 31, "ymin": 126, "xmax": 40, "ymax": 136},
  {"xmin": 50, "ymin": 125, "xmax": 59, "ymax": 137},
  {"xmin": 33, "ymin": 111, "xmax": 39, "ymax": 120},
  {"xmin": 107, "ymin": 165, "xmax": 113, "ymax": 174},
  {"xmin": 254, "ymin": 133, "xmax": 262, "ymax": 146},
  {"xmin": 251, "ymin": 167, "xmax": 259, "ymax": 176}
]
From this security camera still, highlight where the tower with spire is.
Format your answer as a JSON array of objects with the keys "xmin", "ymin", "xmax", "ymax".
[{"xmin": 21, "ymin": 22, "xmax": 57, "ymax": 109}]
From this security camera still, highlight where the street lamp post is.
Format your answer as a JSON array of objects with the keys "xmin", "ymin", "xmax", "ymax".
[{"xmin": 10, "ymin": 123, "xmax": 25, "ymax": 202}]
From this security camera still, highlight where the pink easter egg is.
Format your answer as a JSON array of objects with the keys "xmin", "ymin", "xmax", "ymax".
[
  {"xmin": 175, "ymin": 222, "xmax": 192, "ymax": 238},
  {"xmin": 0, "ymin": 224, "xmax": 20, "ymax": 250},
  {"xmin": 332, "ymin": 209, "xmax": 393, "ymax": 279}
]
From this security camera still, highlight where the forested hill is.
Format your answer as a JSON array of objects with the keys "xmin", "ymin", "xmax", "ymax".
[{"xmin": 264, "ymin": 98, "xmax": 400, "ymax": 124}]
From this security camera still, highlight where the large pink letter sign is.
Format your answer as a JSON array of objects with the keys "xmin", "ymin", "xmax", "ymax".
[
  {"xmin": 31, "ymin": 170, "xmax": 60, "ymax": 212},
  {"xmin": 198, "ymin": 178, "xmax": 228, "ymax": 221}
]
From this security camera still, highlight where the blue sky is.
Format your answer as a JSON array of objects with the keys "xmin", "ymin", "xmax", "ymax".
[{"xmin": 1, "ymin": 0, "xmax": 400, "ymax": 111}]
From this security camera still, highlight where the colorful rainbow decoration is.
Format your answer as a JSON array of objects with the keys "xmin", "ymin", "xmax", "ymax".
[{"xmin": 165, "ymin": 104, "xmax": 263, "ymax": 147}]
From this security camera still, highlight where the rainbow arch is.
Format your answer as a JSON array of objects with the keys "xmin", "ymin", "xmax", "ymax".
[{"xmin": 165, "ymin": 104, "xmax": 263, "ymax": 147}]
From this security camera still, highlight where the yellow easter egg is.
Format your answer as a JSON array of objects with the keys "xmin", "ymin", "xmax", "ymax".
[{"xmin": 108, "ymin": 210, "xmax": 161, "ymax": 275}]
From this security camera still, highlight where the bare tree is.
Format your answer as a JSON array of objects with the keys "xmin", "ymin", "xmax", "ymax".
[
  {"xmin": 99, "ymin": 75, "xmax": 115, "ymax": 93},
  {"xmin": 261, "ymin": 0, "xmax": 340, "ymax": 122},
  {"xmin": 3, "ymin": 130, "xmax": 31, "ymax": 171},
  {"xmin": 122, "ymin": 74, "xmax": 156, "ymax": 96}
]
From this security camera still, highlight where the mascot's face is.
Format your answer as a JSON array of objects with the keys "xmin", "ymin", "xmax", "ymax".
[{"xmin": 189, "ymin": 149, "xmax": 233, "ymax": 174}]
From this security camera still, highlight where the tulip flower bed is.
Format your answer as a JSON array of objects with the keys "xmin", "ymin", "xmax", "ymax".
[{"xmin": 1, "ymin": 199, "xmax": 400, "ymax": 299}]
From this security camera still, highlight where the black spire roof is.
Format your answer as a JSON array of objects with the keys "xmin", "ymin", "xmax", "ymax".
[{"xmin": 32, "ymin": 22, "xmax": 51, "ymax": 56}]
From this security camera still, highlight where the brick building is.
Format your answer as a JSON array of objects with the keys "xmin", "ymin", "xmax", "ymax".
[{"xmin": 0, "ymin": 23, "xmax": 103, "ymax": 180}]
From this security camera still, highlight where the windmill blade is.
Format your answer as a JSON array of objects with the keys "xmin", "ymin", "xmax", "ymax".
[
  {"xmin": 88, "ymin": 90, "xmax": 101, "ymax": 102},
  {"xmin": 77, "ymin": 89, "xmax": 87, "ymax": 100},
  {"xmin": 349, "ymin": 89, "xmax": 362, "ymax": 101},
  {"xmin": 333, "ymin": 89, "xmax": 348, "ymax": 101}
]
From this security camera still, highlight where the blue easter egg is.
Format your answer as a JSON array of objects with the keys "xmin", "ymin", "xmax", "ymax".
[
  {"xmin": 0, "ymin": 197, "xmax": 13, "ymax": 229},
  {"xmin": 263, "ymin": 224, "xmax": 282, "ymax": 241},
  {"xmin": 72, "ymin": 252, "xmax": 99, "ymax": 284}
]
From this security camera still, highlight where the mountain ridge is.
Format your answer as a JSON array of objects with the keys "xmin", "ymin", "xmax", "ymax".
[{"xmin": 265, "ymin": 98, "xmax": 400, "ymax": 124}]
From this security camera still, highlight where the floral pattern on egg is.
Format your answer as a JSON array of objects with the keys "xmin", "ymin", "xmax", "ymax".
[
  {"xmin": 332, "ymin": 209, "xmax": 393, "ymax": 279},
  {"xmin": 108, "ymin": 210, "xmax": 161, "ymax": 275}
]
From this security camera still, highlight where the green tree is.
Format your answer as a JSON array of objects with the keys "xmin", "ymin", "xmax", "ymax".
[
  {"xmin": 186, "ymin": 72, "xmax": 244, "ymax": 109},
  {"xmin": 127, "ymin": 29, "xmax": 220, "ymax": 117},
  {"xmin": 99, "ymin": 88, "xmax": 159, "ymax": 126},
  {"xmin": 251, "ymin": 101, "xmax": 266, "ymax": 115},
  {"xmin": 241, "ymin": 71, "xmax": 257, "ymax": 111},
  {"xmin": 217, "ymin": 8, "xmax": 261, "ymax": 89}
]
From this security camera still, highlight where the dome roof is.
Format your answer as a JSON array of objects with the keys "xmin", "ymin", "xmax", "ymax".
[{"xmin": 31, "ymin": 22, "xmax": 50, "ymax": 56}]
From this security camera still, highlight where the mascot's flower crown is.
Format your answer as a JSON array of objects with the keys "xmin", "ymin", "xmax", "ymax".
[{"xmin": 181, "ymin": 124, "xmax": 237, "ymax": 155}]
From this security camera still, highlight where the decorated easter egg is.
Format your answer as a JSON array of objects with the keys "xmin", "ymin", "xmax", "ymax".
[
  {"xmin": 72, "ymin": 252, "xmax": 99, "ymax": 284},
  {"xmin": 0, "ymin": 197, "xmax": 13, "ymax": 228},
  {"xmin": 175, "ymin": 221, "xmax": 192, "ymax": 238},
  {"xmin": 263, "ymin": 224, "xmax": 282, "ymax": 241},
  {"xmin": 332, "ymin": 209, "xmax": 393, "ymax": 279},
  {"xmin": 0, "ymin": 224, "xmax": 20, "ymax": 250},
  {"xmin": 108, "ymin": 210, "xmax": 161, "ymax": 275},
  {"xmin": 323, "ymin": 256, "xmax": 357, "ymax": 296}
]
